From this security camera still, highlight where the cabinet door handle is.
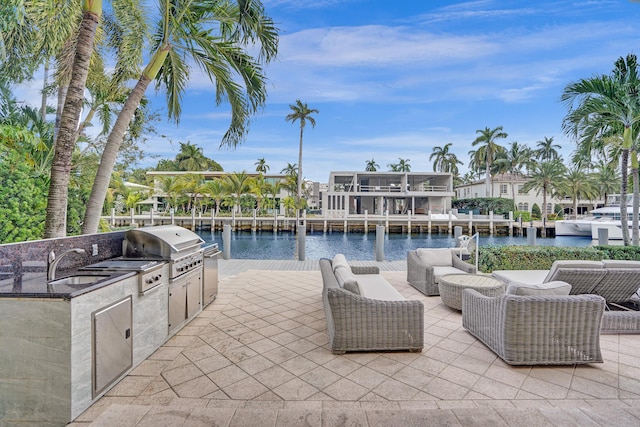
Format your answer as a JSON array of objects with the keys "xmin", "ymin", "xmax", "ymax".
[{"xmin": 125, "ymin": 328, "xmax": 131, "ymax": 339}]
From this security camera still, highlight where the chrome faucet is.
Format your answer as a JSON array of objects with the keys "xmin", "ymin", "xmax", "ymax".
[{"xmin": 47, "ymin": 248, "xmax": 85, "ymax": 281}]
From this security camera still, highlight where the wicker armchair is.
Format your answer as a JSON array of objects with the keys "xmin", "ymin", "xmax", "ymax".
[
  {"xmin": 320, "ymin": 258, "xmax": 424, "ymax": 354},
  {"xmin": 407, "ymin": 249, "xmax": 476, "ymax": 296},
  {"xmin": 462, "ymin": 289, "xmax": 605, "ymax": 365}
]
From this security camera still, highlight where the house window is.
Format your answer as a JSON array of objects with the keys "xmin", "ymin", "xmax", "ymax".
[
  {"xmin": 500, "ymin": 184, "xmax": 508, "ymax": 194},
  {"xmin": 523, "ymin": 203, "xmax": 529, "ymax": 211},
  {"xmin": 547, "ymin": 203, "xmax": 553, "ymax": 214},
  {"xmin": 518, "ymin": 203, "xmax": 524, "ymax": 211}
]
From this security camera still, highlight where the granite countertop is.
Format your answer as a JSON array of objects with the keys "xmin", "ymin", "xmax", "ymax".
[{"xmin": 0, "ymin": 268, "xmax": 136, "ymax": 299}]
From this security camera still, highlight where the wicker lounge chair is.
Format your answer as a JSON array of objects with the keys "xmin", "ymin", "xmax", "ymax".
[
  {"xmin": 590, "ymin": 261, "xmax": 640, "ymax": 305},
  {"xmin": 407, "ymin": 248, "xmax": 476, "ymax": 296},
  {"xmin": 320, "ymin": 258, "xmax": 424, "ymax": 354},
  {"xmin": 462, "ymin": 289, "xmax": 605, "ymax": 365},
  {"xmin": 492, "ymin": 260, "xmax": 607, "ymax": 295}
]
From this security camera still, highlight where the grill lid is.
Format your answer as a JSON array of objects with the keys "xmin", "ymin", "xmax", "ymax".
[{"xmin": 124, "ymin": 225, "xmax": 204, "ymax": 259}]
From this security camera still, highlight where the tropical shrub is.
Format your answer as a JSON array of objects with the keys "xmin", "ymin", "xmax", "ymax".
[
  {"xmin": 0, "ymin": 152, "xmax": 47, "ymax": 243},
  {"xmin": 452, "ymin": 198, "xmax": 516, "ymax": 216},
  {"xmin": 514, "ymin": 210, "xmax": 531, "ymax": 222},
  {"xmin": 478, "ymin": 245, "xmax": 640, "ymax": 272},
  {"xmin": 531, "ymin": 203, "xmax": 541, "ymax": 219}
]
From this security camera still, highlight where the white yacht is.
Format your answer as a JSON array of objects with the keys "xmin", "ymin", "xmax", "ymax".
[
  {"xmin": 588, "ymin": 195, "xmax": 639, "ymax": 240},
  {"xmin": 555, "ymin": 195, "xmax": 635, "ymax": 239}
]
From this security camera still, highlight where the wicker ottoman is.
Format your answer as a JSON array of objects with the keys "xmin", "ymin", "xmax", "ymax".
[{"xmin": 439, "ymin": 274, "xmax": 506, "ymax": 310}]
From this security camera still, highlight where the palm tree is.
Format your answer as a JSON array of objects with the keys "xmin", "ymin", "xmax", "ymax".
[
  {"xmin": 592, "ymin": 159, "xmax": 620, "ymax": 206},
  {"xmin": 365, "ymin": 158, "xmax": 379, "ymax": 171},
  {"xmin": 522, "ymin": 160, "xmax": 567, "ymax": 235},
  {"xmin": 202, "ymin": 179, "xmax": 226, "ymax": 215},
  {"xmin": 535, "ymin": 136, "xmax": 561, "ymax": 162},
  {"xmin": 493, "ymin": 142, "xmax": 531, "ymax": 205},
  {"xmin": 563, "ymin": 167, "xmax": 599, "ymax": 219},
  {"xmin": 562, "ymin": 54, "xmax": 640, "ymax": 245},
  {"xmin": 44, "ymin": 1, "xmax": 102, "ymax": 237},
  {"xmin": 80, "ymin": 0, "xmax": 279, "ymax": 235},
  {"xmin": 388, "ymin": 158, "xmax": 411, "ymax": 172},
  {"xmin": 175, "ymin": 142, "xmax": 209, "ymax": 171},
  {"xmin": 255, "ymin": 158, "xmax": 269, "ymax": 174},
  {"xmin": 285, "ymin": 100, "xmax": 318, "ymax": 211},
  {"xmin": 223, "ymin": 171, "xmax": 251, "ymax": 215},
  {"xmin": 472, "ymin": 126, "xmax": 508, "ymax": 197},
  {"xmin": 430, "ymin": 143, "xmax": 463, "ymax": 175},
  {"xmin": 248, "ymin": 175, "xmax": 273, "ymax": 214}
]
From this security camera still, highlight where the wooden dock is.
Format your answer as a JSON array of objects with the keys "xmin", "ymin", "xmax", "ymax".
[{"xmin": 104, "ymin": 211, "xmax": 556, "ymax": 237}]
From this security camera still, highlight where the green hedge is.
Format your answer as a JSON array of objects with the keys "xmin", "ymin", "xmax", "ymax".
[
  {"xmin": 477, "ymin": 245, "xmax": 640, "ymax": 273},
  {"xmin": 452, "ymin": 198, "xmax": 515, "ymax": 216}
]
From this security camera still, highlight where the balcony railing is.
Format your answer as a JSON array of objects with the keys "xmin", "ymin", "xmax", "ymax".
[{"xmin": 333, "ymin": 184, "xmax": 449, "ymax": 193}]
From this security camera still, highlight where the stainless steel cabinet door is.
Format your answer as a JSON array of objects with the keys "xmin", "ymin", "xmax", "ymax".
[{"xmin": 93, "ymin": 296, "xmax": 132, "ymax": 397}]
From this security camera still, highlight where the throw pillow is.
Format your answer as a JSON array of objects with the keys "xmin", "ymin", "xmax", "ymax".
[
  {"xmin": 334, "ymin": 265, "xmax": 360, "ymax": 295},
  {"xmin": 332, "ymin": 254, "xmax": 350, "ymax": 272},
  {"xmin": 416, "ymin": 248, "xmax": 452, "ymax": 267},
  {"xmin": 506, "ymin": 280, "xmax": 572, "ymax": 296}
]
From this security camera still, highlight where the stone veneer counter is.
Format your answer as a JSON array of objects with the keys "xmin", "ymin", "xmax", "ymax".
[{"xmin": 0, "ymin": 231, "xmax": 171, "ymax": 425}]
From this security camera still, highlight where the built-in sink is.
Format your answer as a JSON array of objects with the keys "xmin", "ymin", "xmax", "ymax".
[
  {"xmin": 49, "ymin": 274, "xmax": 112, "ymax": 287},
  {"xmin": 47, "ymin": 274, "xmax": 115, "ymax": 294}
]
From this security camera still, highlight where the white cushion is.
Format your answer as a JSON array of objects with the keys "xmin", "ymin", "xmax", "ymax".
[
  {"xmin": 334, "ymin": 265, "xmax": 359, "ymax": 294},
  {"xmin": 433, "ymin": 266, "xmax": 469, "ymax": 282},
  {"xmin": 416, "ymin": 248, "xmax": 452, "ymax": 267},
  {"xmin": 332, "ymin": 254, "xmax": 350, "ymax": 272},
  {"xmin": 544, "ymin": 260, "xmax": 603, "ymax": 283},
  {"xmin": 356, "ymin": 274, "xmax": 405, "ymax": 301},
  {"xmin": 506, "ymin": 280, "xmax": 572, "ymax": 296},
  {"xmin": 601, "ymin": 260, "xmax": 640, "ymax": 269},
  {"xmin": 492, "ymin": 270, "xmax": 549, "ymax": 285}
]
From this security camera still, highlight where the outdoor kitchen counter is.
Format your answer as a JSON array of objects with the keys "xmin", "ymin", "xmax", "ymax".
[
  {"xmin": 0, "ymin": 261, "xmax": 172, "ymax": 425},
  {"xmin": 0, "ymin": 268, "xmax": 136, "ymax": 298}
]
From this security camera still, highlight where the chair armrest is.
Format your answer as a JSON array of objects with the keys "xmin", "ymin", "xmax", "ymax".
[
  {"xmin": 351, "ymin": 265, "xmax": 380, "ymax": 275},
  {"xmin": 462, "ymin": 289, "xmax": 505, "ymax": 347},
  {"xmin": 452, "ymin": 254, "xmax": 476, "ymax": 273}
]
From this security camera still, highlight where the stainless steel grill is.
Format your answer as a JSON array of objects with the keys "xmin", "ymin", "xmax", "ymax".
[
  {"xmin": 123, "ymin": 225, "xmax": 205, "ymax": 279},
  {"xmin": 82, "ymin": 226, "xmax": 205, "ymax": 294}
]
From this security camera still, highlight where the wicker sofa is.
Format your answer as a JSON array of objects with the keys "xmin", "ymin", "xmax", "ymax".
[
  {"xmin": 320, "ymin": 256, "xmax": 424, "ymax": 354},
  {"xmin": 407, "ymin": 248, "xmax": 477, "ymax": 296},
  {"xmin": 462, "ymin": 289, "xmax": 606, "ymax": 365}
]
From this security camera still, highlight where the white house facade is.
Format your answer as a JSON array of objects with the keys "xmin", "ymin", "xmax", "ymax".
[
  {"xmin": 455, "ymin": 174, "xmax": 601, "ymax": 216},
  {"xmin": 322, "ymin": 171, "xmax": 455, "ymax": 217}
]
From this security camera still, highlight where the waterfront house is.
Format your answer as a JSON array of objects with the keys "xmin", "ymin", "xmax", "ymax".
[
  {"xmin": 455, "ymin": 173, "xmax": 600, "ymax": 217},
  {"xmin": 322, "ymin": 171, "xmax": 455, "ymax": 217}
]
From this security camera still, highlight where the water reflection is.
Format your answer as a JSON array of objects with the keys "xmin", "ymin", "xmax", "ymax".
[{"xmin": 198, "ymin": 231, "xmax": 593, "ymax": 261}]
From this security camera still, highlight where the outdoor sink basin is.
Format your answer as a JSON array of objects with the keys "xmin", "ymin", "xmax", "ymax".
[{"xmin": 48, "ymin": 274, "xmax": 112, "ymax": 287}]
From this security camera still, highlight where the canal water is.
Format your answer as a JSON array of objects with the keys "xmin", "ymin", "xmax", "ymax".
[{"xmin": 198, "ymin": 231, "xmax": 593, "ymax": 261}]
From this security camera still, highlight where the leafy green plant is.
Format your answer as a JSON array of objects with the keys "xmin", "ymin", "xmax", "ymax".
[
  {"xmin": 452, "ymin": 198, "xmax": 515, "ymax": 216},
  {"xmin": 531, "ymin": 203, "xmax": 541, "ymax": 219},
  {"xmin": 478, "ymin": 245, "xmax": 640, "ymax": 273}
]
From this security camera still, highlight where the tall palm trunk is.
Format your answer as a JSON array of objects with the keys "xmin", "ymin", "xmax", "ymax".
[
  {"xmin": 485, "ymin": 158, "xmax": 491, "ymax": 197},
  {"xmin": 40, "ymin": 60, "xmax": 49, "ymax": 121},
  {"xmin": 81, "ymin": 45, "xmax": 169, "ymax": 234},
  {"xmin": 620, "ymin": 147, "xmax": 631, "ymax": 245},
  {"xmin": 542, "ymin": 186, "xmax": 547, "ymax": 238},
  {"xmin": 44, "ymin": 4, "xmax": 101, "ymax": 238},
  {"xmin": 297, "ymin": 125, "xmax": 304, "ymax": 209},
  {"xmin": 632, "ymin": 149, "xmax": 639, "ymax": 245}
]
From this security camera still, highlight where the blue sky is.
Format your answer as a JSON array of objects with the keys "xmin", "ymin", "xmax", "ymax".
[{"xmin": 17, "ymin": 0, "xmax": 640, "ymax": 182}]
